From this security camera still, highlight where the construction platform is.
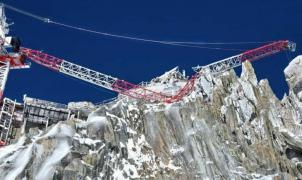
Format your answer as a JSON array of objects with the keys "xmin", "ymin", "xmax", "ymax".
[{"xmin": 0, "ymin": 95, "xmax": 96, "ymax": 146}]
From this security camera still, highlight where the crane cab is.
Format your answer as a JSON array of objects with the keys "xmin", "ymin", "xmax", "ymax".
[{"xmin": 0, "ymin": 36, "xmax": 29, "ymax": 69}]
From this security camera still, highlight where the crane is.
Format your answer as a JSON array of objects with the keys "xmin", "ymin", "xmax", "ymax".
[
  {"xmin": 0, "ymin": 4, "xmax": 30, "ymax": 100},
  {"xmin": 0, "ymin": 3, "xmax": 296, "ymax": 103},
  {"xmin": 0, "ymin": 4, "xmax": 297, "ymax": 148},
  {"xmin": 20, "ymin": 40, "xmax": 296, "ymax": 103},
  {"xmin": 0, "ymin": 4, "xmax": 30, "ymax": 146}
]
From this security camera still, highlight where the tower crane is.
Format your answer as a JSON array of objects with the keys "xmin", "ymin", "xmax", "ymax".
[
  {"xmin": 0, "ymin": 4, "xmax": 30, "ymax": 100},
  {"xmin": 0, "ymin": 4, "xmax": 30, "ymax": 146},
  {"xmin": 20, "ymin": 40, "xmax": 296, "ymax": 103},
  {"xmin": 0, "ymin": 3, "xmax": 296, "ymax": 103}
]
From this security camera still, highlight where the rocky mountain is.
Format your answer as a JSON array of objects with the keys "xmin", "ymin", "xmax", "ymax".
[{"xmin": 0, "ymin": 56, "xmax": 302, "ymax": 179}]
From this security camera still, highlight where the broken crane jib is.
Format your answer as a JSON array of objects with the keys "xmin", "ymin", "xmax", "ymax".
[
  {"xmin": 0, "ymin": 42, "xmax": 296, "ymax": 147},
  {"xmin": 0, "ymin": 4, "xmax": 297, "ymax": 148},
  {"xmin": 17, "ymin": 40, "xmax": 296, "ymax": 103},
  {"xmin": 0, "ymin": 4, "xmax": 296, "ymax": 103}
]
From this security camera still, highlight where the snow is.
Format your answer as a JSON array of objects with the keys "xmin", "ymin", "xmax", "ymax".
[
  {"xmin": 126, "ymin": 127, "xmax": 137, "ymax": 134},
  {"xmin": 239, "ymin": 79, "xmax": 257, "ymax": 104},
  {"xmin": 125, "ymin": 135, "xmax": 155, "ymax": 172},
  {"xmin": 238, "ymin": 98, "xmax": 254, "ymax": 121},
  {"xmin": 221, "ymin": 105, "xmax": 227, "ymax": 115},
  {"xmin": 68, "ymin": 101, "xmax": 95, "ymax": 110},
  {"xmin": 159, "ymin": 160, "xmax": 181, "ymax": 171},
  {"xmin": 4, "ymin": 144, "xmax": 33, "ymax": 180},
  {"xmin": 77, "ymin": 113, "xmax": 108, "ymax": 130},
  {"xmin": 284, "ymin": 56, "xmax": 302, "ymax": 103},
  {"xmin": 241, "ymin": 61, "xmax": 258, "ymax": 86},
  {"xmin": 284, "ymin": 55, "xmax": 302, "ymax": 86},
  {"xmin": 38, "ymin": 123, "xmax": 74, "ymax": 140},
  {"xmin": 0, "ymin": 136, "xmax": 26, "ymax": 161},
  {"xmin": 35, "ymin": 140, "xmax": 71, "ymax": 180},
  {"xmin": 146, "ymin": 81, "xmax": 187, "ymax": 96},
  {"xmin": 112, "ymin": 159, "xmax": 140, "ymax": 179},
  {"xmin": 87, "ymin": 114, "xmax": 107, "ymax": 127},
  {"xmin": 197, "ymin": 74, "xmax": 214, "ymax": 97},
  {"xmin": 73, "ymin": 133, "xmax": 101, "ymax": 146},
  {"xmin": 167, "ymin": 160, "xmax": 181, "ymax": 171},
  {"xmin": 0, "ymin": 122, "xmax": 74, "ymax": 179},
  {"xmin": 170, "ymin": 145, "xmax": 185, "ymax": 156},
  {"xmin": 151, "ymin": 66, "xmax": 184, "ymax": 84},
  {"xmin": 128, "ymin": 104, "xmax": 139, "ymax": 112},
  {"xmin": 2, "ymin": 55, "xmax": 302, "ymax": 179}
]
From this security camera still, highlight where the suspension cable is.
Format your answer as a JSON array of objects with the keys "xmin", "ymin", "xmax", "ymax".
[
  {"xmin": 168, "ymin": 41, "xmax": 275, "ymax": 45},
  {"xmin": 49, "ymin": 21, "xmax": 245, "ymax": 51},
  {"xmin": 2, "ymin": 3, "xmax": 272, "ymax": 51},
  {"xmin": 3, "ymin": 3, "xmax": 50, "ymax": 23}
]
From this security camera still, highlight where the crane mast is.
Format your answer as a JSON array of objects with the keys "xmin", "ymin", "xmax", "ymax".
[
  {"xmin": 0, "ymin": 4, "xmax": 30, "ymax": 100},
  {"xmin": 20, "ymin": 40, "xmax": 296, "ymax": 103}
]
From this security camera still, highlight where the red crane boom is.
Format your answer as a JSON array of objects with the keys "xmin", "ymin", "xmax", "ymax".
[{"xmin": 20, "ymin": 40, "xmax": 295, "ymax": 103}]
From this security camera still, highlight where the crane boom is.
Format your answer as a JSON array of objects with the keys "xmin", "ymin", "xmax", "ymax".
[
  {"xmin": 20, "ymin": 40, "xmax": 295, "ymax": 103},
  {"xmin": 20, "ymin": 47, "xmax": 171, "ymax": 102},
  {"xmin": 193, "ymin": 40, "xmax": 296, "ymax": 74}
]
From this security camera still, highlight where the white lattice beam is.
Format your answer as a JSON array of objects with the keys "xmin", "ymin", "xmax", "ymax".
[{"xmin": 59, "ymin": 60, "xmax": 117, "ymax": 90}]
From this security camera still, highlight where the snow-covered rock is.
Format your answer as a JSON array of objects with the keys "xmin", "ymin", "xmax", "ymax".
[
  {"xmin": 285, "ymin": 55, "xmax": 302, "ymax": 100},
  {"xmin": 1, "ymin": 56, "xmax": 302, "ymax": 179}
]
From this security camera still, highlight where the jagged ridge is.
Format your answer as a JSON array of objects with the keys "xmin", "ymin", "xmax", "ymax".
[{"xmin": 1, "ymin": 56, "xmax": 302, "ymax": 179}]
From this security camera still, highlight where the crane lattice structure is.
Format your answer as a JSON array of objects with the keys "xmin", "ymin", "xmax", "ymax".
[
  {"xmin": 20, "ymin": 40, "xmax": 296, "ymax": 103},
  {"xmin": 0, "ymin": 3, "xmax": 296, "ymax": 104}
]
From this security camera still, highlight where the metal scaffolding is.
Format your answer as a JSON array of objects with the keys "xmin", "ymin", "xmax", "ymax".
[
  {"xmin": 23, "ymin": 96, "xmax": 70, "ymax": 125},
  {"xmin": 0, "ymin": 98, "xmax": 16, "ymax": 145}
]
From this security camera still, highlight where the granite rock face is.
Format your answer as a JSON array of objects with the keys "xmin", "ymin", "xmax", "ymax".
[{"xmin": 0, "ymin": 57, "xmax": 302, "ymax": 179}]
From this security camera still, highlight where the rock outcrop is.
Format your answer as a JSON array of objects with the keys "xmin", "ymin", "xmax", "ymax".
[{"xmin": 1, "ymin": 57, "xmax": 302, "ymax": 179}]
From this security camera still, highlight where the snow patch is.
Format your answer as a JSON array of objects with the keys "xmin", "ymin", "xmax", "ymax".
[
  {"xmin": 170, "ymin": 145, "xmax": 185, "ymax": 156},
  {"xmin": 35, "ymin": 140, "xmax": 71, "ymax": 180},
  {"xmin": 4, "ymin": 144, "xmax": 33, "ymax": 180}
]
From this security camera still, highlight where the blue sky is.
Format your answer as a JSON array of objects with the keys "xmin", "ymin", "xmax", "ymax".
[{"xmin": 2, "ymin": 0, "xmax": 301, "ymax": 104}]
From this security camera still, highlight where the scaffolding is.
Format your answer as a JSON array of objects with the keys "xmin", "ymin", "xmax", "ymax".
[
  {"xmin": 23, "ymin": 95, "xmax": 70, "ymax": 125},
  {"xmin": 0, "ymin": 98, "xmax": 16, "ymax": 145}
]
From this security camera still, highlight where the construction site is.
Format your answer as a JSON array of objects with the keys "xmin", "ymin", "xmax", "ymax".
[{"xmin": 0, "ymin": 3, "xmax": 297, "ymax": 147}]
